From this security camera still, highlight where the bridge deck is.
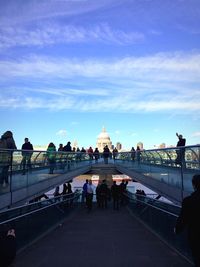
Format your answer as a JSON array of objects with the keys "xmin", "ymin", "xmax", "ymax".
[{"xmin": 14, "ymin": 204, "xmax": 192, "ymax": 267}]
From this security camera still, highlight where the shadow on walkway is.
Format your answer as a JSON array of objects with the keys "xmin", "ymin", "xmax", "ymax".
[{"xmin": 14, "ymin": 204, "xmax": 192, "ymax": 267}]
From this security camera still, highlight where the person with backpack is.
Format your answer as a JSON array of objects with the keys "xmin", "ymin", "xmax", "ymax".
[{"xmin": 0, "ymin": 131, "xmax": 17, "ymax": 187}]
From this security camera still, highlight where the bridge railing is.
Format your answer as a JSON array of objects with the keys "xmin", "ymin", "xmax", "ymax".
[
  {"xmin": 126, "ymin": 191, "xmax": 193, "ymax": 264},
  {"xmin": 115, "ymin": 145, "xmax": 200, "ymax": 198},
  {"xmin": 0, "ymin": 149, "xmax": 92, "ymax": 197},
  {"xmin": 0, "ymin": 190, "xmax": 82, "ymax": 252},
  {"xmin": 115, "ymin": 145, "xmax": 200, "ymax": 169}
]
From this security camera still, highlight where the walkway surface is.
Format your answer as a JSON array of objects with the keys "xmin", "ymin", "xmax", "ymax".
[{"xmin": 14, "ymin": 205, "xmax": 192, "ymax": 267}]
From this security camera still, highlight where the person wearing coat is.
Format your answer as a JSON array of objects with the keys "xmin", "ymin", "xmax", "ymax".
[
  {"xmin": 46, "ymin": 142, "xmax": 56, "ymax": 174},
  {"xmin": 175, "ymin": 174, "xmax": 200, "ymax": 266},
  {"xmin": 0, "ymin": 131, "xmax": 17, "ymax": 186}
]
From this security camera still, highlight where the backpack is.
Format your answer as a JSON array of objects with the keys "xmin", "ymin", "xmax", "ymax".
[{"xmin": 0, "ymin": 138, "xmax": 10, "ymax": 164}]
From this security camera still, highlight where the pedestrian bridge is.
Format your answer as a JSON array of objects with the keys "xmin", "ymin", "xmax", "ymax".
[
  {"xmin": 1, "ymin": 145, "xmax": 199, "ymax": 266},
  {"xmin": 0, "ymin": 145, "xmax": 200, "ymax": 209}
]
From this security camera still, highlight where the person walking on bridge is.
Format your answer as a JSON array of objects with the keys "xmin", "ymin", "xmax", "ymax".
[
  {"xmin": 175, "ymin": 174, "xmax": 200, "ymax": 267},
  {"xmin": 0, "ymin": 131, "xmax": 17, "ymax": 187}
]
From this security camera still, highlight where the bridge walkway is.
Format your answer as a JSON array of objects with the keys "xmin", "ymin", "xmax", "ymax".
[{"xmin": 14, "ymin": 204, "xmax": 192, "ymax": 267}]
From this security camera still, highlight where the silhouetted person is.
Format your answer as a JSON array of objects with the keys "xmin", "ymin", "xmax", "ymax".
[
  {"xmin": 46, "ymin": 142, "xmax": 56, "ymax": 174},
  {"xmin": 175, "ymin": 174, "xmax": 200, "ymax": 267},
  {"xmin": 21, "ymin": 137, "xmax": 33, "ymax": 175},
  {"xmin": 111, "ymin": 181, "xmax": 120, "ymax": 210},
  {"xmin": 119, "ymin": 180, "xmax": 127, "ymax": 205},
  {"xmin": 82, "ymin": 179, "xmax": 88, "ymax": 204},
  {"xmin": 103, "ymin": 145, "xmax": 110, "ymax": 164},
  {"xmin": 136, "ymin": 146, "xmax": 141, "ymax": 164},
  {"xmin": 112, "ymin": 147, "xmax": 118, "ymax": 161},
  {"xmin": 93, "ymin": 148, "xmax": 100, "ymax": 163},
  {"xmin": 58, "ymin": 144, "xmax": 63, "ymax": 151},
  {"xmin": 63, "ymin": 141, "xmax": 72, "ymax": 152},
  {"xmin": 0, "ymin": 131, "xmax": 17, "ymax": 187},
  {"xmin": 88, "ymin": 146, "xmax": 93, "ymax": 161},
  {"xmin": 53, "ymin": 186, "xmax": 60, "ymax": 198},
  {"xmin": 175, "ymin": 133, "xmax": 186, "ymax": 165},
  {"xmin": 0, "ymin": 228, "xmax": 16, "ymax": 267},
  {"xmin": 99, "ymin": 179, "xmax": 108, "ymax": 208},
  {"xmin": 86, "ymin": 180, "xmax": 94, "ymax": 211},
  {"xmin": 130, "ymin": 147, "xmax": 136, "ymax": 161},
  {"xmin": 96, "ymin": 183, "xmax": 101, "ymax": 207}
]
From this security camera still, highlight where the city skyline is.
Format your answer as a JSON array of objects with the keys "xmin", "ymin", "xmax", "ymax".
[{"xmin": 0, "ymin": 0, "xmax": 200, "ymax": 149}]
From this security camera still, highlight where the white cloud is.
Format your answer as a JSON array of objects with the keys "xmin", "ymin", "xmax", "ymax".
[
  {"xmin": 0, "ymin": 52, "xmax": 199, "ymax": 81},
  {"xmin": 192, "ymin": 132, "xmax": 200, "ymax": 137},
  {"xmin": 0, "ymin": 0, "xmax": 117, "ymax": 26},
  {"xmin": 56, "ymin": 129, "xmax": 67, "ymax": 137},
  {"xmin": 0, "ymin": 23, "xmax": 144, "ymax": 50},
  {"xmin": 0, "ymin": 52, "xmax": 200, "ymax": 115}
]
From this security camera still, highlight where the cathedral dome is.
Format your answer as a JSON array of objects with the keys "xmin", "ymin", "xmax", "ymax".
[
  {"xmin": 96, "ymin": 127, "xmax": 112, "ymax": 152},
  {"xmin": 97, "ymin": 127, "xmax": 111, "ymax": 140}
]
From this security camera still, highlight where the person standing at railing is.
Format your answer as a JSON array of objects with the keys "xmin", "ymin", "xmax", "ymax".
[
  {"xmin": 46, "ymin": 142, "xmax": 56, "ymax": 174},
  {"xmin": 21, "ymin": 138, "xmax": 33, "ymax": 175},
  {"xmin": 88, "ymin": 146, "xmax": 94, "ymax": 161},
  {"xmin": 93, "ymin": 148, "xmax": 100, "ymax": 163},
  {"xmin": 175, "ymin": 174, "xmax": 200, "ymax": 267},
  {"xmin": 63, "ymin": 141, "xmax": 72, "ymax": 152},
  {"xmin": 175, "ymin": 133, "xmax": 186, "ymax": 165},
  {"xmin": 130, "ymin": 147, "xmax": 136, "ymax": 161},
  {"xmin": 112, "ymin": 147, "xmax": 118, "ymax": 161},
  {"xmin": 0, "ymin": 131, "xmax": 17, "ymax": 187},
  {"xmin": 103, "ymin": 145, "xmax": 110, "ymax": 164},
  {"xmin": 136, "ymin": 146, "xmax": 141, "ymax": 164}
]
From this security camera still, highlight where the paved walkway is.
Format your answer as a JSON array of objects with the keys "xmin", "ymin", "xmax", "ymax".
[{"xmin": 14, "ymin": 205, "xmax": 192, "ymax": 267}]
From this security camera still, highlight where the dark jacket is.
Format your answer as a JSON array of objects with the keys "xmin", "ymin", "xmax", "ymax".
[
  {"xmin": 22, "ymin": 142, "xmax": 33, "ymax": 150},
  {"xmin": 177, "ymin": 138, "xmax": 186, "ymax": 147},
  {"xmin": 63, "ymin": 142, "xmax": 72, "ymax": 152},
  {"xmin": 175, "ymin": 190, "xmax": 200, "ymax": 244},
  {"xmin": 1, "ymin": 131, "xmax": 17, "ymax": 150},
  {"xmin": 0, "ymin": 235, "xmax": 16, "ymax": 267}
]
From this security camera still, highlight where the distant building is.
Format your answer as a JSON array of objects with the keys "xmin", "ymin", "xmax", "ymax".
[
  {"xmin": 72, "ymin": 140, "xmax": 78, "ymax": 149},
  {"xmin": 137, "ymin": 142, "xmax": 143, "ymax": 150},
  {"xmin": 96, "ymin": 126, "xmax": 112, "ymax": 152},
  {"xmin": 34, "ymin": 145, "xmax": 48, "ymax": 151},
  {"xmin": 159, "ymin": 143, "xmax": 166, "ymax": 148},
  {"xmin": 116, "ymin": 142, "xmax": 122, "ymax": 151}
]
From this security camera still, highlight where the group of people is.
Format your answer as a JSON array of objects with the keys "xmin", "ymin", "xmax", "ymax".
[
  {"xmin": 82, "ymin": 179, "xmax": 129, "ymax": 211},
  {"xmin": 53, "ymin": 182, "xmax": 73, "ymax": 199}
]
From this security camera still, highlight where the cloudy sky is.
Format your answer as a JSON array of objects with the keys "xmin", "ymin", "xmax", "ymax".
[{"xmin": 0, "ymin": 0, "xmax": 200, "ymax": 149}]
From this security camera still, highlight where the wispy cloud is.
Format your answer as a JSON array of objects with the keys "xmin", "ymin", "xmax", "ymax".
[
  {"xmin": 0, "ymin": 23, "xmax": 144, "ymax": 50},
  {"xmin": 192, "ymin": 132, "xmax": 200, "ymax": 137},
  {"xmin": 0, "ymin": 52, "xmax": 200, "ymax": 80},
  {"xmin": 56, "ymin": 129, "xmax": 68, "ymax": 137},
  {"xmin": 0, "ymin": 0, "xmax": 117, "ymax": 26},
  {"xmin": 0, "ymin": 52, "xmax": 200, "ymax": 114}
]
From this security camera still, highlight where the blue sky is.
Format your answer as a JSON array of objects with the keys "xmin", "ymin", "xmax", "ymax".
[{"xmin": 0, "ymin": 0, "xmax": 200, "ymax": 150}]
